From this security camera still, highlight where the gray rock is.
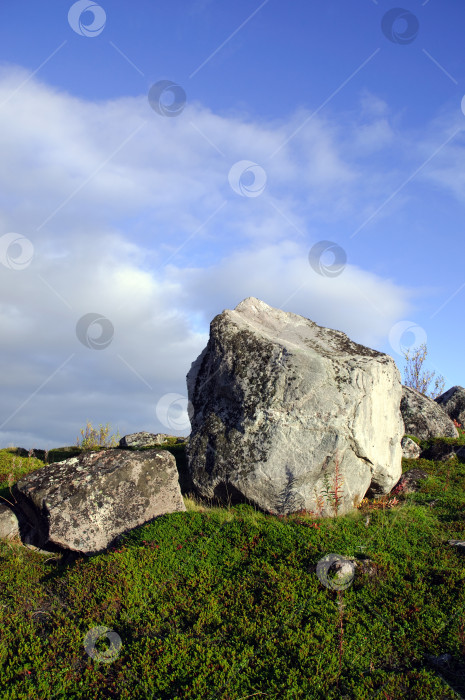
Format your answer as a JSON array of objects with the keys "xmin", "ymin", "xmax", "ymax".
[
  {"xmin": 310, "ymin": 554, "xmax": 378, "ymax": 581},
  {"xmin": 448, "ymin": 540, "xmax": 465, "ymax": 551},
  {"xmin": 186, "ymin": 296, "xmax": 404, "ymax": 518},
  {"xmin": 391, "ymin": 468, "xmax": 429, "ymax": 496},
  {"xmin": 119, "ymin": 432, "xmax": 171, "ymax": 449},
  {"xmin": 11, "ymin": 448, "xmax": 185, "ymax": 555},
  {"xmin": 401, "ymin": 436, "xmax": 422, "ymax": 460},
  {"xmin": 0, "ymin": 502, "xmax": 20, "ymax": 540},
  {"xmin": 435, "ymin": 386, "xmax": 465, "ymax": 428},
  {"xmin": 400, "ymin": 385, "xmax": 458, "ymax": 441}
]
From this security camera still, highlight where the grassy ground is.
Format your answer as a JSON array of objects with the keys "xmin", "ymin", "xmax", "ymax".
[{"xmin": 1, "ymin": 432, "xmax": 465, "ymax": 699}]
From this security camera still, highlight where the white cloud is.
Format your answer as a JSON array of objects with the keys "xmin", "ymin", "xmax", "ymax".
[{"xmin": 0, "ymin": 65, "xmax": 429, "ymax": 449}]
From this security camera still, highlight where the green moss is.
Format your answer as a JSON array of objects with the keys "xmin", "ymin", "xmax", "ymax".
[
  {"xmin": 2, "ymin": 430, "xmax": 465, "ymax": 698},
  {"xmin": 404, "ymin": 434, "xmax": 421, "ymax": 446}
]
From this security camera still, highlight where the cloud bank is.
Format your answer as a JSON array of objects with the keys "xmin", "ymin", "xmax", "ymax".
[{"xmin": 1, "ymin": 65, "xmax": 457, "ymax": 449}]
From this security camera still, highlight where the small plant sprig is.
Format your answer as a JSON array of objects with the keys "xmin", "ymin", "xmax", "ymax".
[
  {"xmin": 76, "ymin": 420, "xmax": 122, "ymax": 451},
  {"xmin": 320, "ymin": 450, "xmax": 345, "ymax": 518},
  {"xmin": 313, "ymin": 488, "xmax": 326, "ymax": 518}
]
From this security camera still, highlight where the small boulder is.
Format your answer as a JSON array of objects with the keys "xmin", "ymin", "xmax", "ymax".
[
  {"xmin": 0, "ymin": 502, "xmax": 20, "ymax": 540},
  {"xmin": 448, "ymin": 541, "xmax": 465, "ymax": 551},
  {"xmin": 401, "ymin": 436, "xmax": 422, "ymax": 460},
  {"xmin": 119, "ymin": 432, "xmax": 170, "ymax": 449},
  {"xmin": 391, "ymin": 468, "xmax": 429, "ymax": 496},
  {"xmin": 11, "ymin": 448, "xmax": 185, "ymax": 555},
  {"xmin": 400, "ymin": 386, "xmax": 458, "ymax": 441}
]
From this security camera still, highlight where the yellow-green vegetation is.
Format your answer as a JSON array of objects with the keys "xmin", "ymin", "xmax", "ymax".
[
  {"xmin": 76, "ymin": 420, "xmax": 122, "ymax": 451},
  {"xmin": 1, "ymin": 426, "xmax": 465, "ymax": 698}
]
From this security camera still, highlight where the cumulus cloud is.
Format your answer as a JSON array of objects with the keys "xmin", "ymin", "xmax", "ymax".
[{"xmin": 0, "ymin": 65, "xmax": 429, "ymax": 449}]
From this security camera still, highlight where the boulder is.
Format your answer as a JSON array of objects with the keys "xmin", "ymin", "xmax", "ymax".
[
  {"xmin": 435, "ymin": 386, "xmax": 465, "ymax": 428},
  {"xmin": 401, "ymin": 436, "xmax": 422, "ymax": 460},
  {"xmin": 391, "ymin": 468, "xmax": 429, "ymax": 497},
  {"xmin": 400, "ymin": 386, "xmax": 458, "ymax": 441},
  {"xmin": 186, "ymin": 296, "xmax": 404, "ymax": 518},
  {"xmin": 0, "ymin": 502, "xmax": 20, "ymax": 540},
  {"xmin": 119, "ymin": 432, "xmax": 173, "ymax": 449},
  {"xmin": 10, "ymin": 448, "xmax": 185, "ymax": 555}
]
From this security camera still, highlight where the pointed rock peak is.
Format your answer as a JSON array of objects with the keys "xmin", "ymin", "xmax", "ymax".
[
  {"xmin": 234, "ymin": 297, "xmax": 272, "ymax": 314},
  {"xmin": 232, "ymin": 296, "xmax": 307, "ymax": 329}
]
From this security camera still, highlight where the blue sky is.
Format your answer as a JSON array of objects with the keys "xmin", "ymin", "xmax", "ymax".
[{"xmin": 0, "ymin": 0, "xmax": 464, "ymax": 450}]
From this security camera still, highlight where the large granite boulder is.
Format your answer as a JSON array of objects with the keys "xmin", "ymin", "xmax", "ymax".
[
  {"xmin": 435, "ymin": 386, "xmax": 465, "ymax": 428},
  {"xmin": 400, "ymin": 385, "xmax": 459, "ymax": 441},
  {"xmin": 186, "ymin": 297, "xmax": 404, "ymax": 518},
  {"xmin": 10, "ymin": 448, "xmax": 185, "ymax": 555}
]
